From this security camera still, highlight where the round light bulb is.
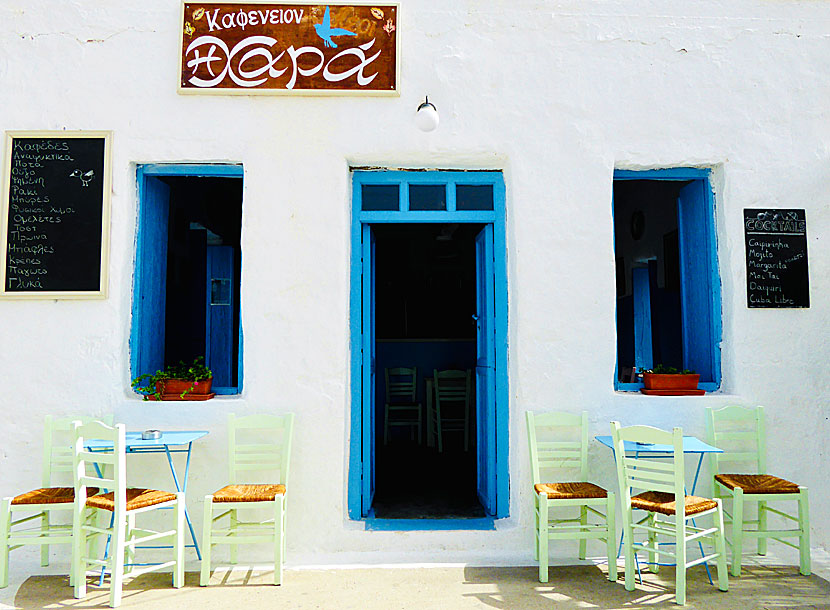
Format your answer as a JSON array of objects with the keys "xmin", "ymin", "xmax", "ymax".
[{"xmin": 415, "ymin": 99, "xmax": 439, "ymax": 132}]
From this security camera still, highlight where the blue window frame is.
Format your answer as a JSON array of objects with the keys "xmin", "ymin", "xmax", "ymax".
[
  {"xmin": 613, "ymin": 168, "xmax": 722, "ymax": 391},
  {"xmin": 348, "ymin": 170, "xmax": 509, "ymax": 528},
  {"xmin": 131, "ymin": 164, "xmax": 244, "ymax": 395}
]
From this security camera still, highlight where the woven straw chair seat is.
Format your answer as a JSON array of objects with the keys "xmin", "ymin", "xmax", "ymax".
[
  {"xmin": 12, "ymin": 487, "xmax": 99, "ymax": 505},
  {"xmin": 534, "ymin": 481, "xmax": 607, "ymax": 499},
  {"xmin": 210, "ymin": 484, "xmax": 286, "ymax": 503},
  {"xmin": 715, "ymin": 473, "xmax": 799, "ymax": 494},
  {"xmin": 86, "ymin": 488, "xmax": 177, "ymax": 512},
  {"xmin": 631, "ymin": 491, "xmax": 717, "ymax": 516}
]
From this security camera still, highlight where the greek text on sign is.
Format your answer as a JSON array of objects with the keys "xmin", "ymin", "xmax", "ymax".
[{"xmin": 180, "ymin": 3, "xmax": 399, "ymax": 94}]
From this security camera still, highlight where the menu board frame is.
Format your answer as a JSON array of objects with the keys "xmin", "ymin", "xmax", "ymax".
[
  {"xmin": 0, "ymin": 130, "xmax": 112, "ymax": 299},
  {"xmin": 178, "ymin": 1, "xmax": 400, "ymax": 95}
]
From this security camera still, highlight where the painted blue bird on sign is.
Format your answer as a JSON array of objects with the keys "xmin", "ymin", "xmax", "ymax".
[{"xmin": 313, "ymin": 6, "xmax": 356, "ymax": 48}]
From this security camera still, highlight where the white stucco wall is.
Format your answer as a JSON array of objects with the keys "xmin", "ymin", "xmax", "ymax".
[{"xmin": 0, "ymin": 0, "xmax": 828, "ymax": 568}]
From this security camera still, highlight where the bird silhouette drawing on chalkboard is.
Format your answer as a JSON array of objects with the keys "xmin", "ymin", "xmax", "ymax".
[
  {"xmin": 313, "ymin": 6, "xmax": 356, "ymax": 48},
  {"xmin": 70, "ymin": 169, "xmax": 95, "ymax": 187}
]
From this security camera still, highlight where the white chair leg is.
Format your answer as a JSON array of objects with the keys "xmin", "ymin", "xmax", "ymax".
[
  {"xmin": 623, "ymin": 517, "xmax": 636, "ymax": 592},
  {"xmin": 200, "ymin": 495, "xmax": 213, "ymax": 586},
  {"xmin": 274, "ymin": 495, "xmax": 284, "ymax": 585},
  {"xmin": 798, "ymin": 488, "xmax": 811, "ymax": 576},
  {"xmin": 606, "ymin": 492, "xmax": 617, "ymax": 582},
  {"xmin": 714, "ymin": 500, "xmax": 729, "ymax": 592},
  {"xmin": 730, "ymin": 488, "xmax": 744, "ymax": 577},
  {"xmin": 40, "ymin": 511, "xmax": 50, "ymax": 567},
  {"xmin": 538, "ymin": 493, "xmax": 548, "ymax": 582},
  {"xmin": 675, "ymin": 517, "xmax": 686, "ymax": 606},
  {"xmin": 109, "ymin": 511, "xmax": 126, "ymax": 608},
  {"xmin": 173, "ymin": 494, "xmax": 185, "ymax": 588},
  {"xmin": 0, "ymin": 498, "xmax": 12, "ymax": 589},
  {"xmin": 578, "ymin": 506, "xmax": 588, "ymax": 560},
  {"xmin": 647, "ymin": 513, "xmax": 659, "ymax": 573},
  {"xmin": 757, "ymin": 500, "xmax": 768, "ymax": 555},
  {"xmin": 229, "ymin": 508, "xmax": 239, "ymax": 565},
  {"xmin": 72, "ymin": 509, "xmax": 87, "ymax": 600}
]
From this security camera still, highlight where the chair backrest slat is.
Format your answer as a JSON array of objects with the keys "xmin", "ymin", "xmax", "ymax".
[
  {"xmin": 228, "ymin": 413, "xmax": 294, "ymax": 485},
  {"xmin": 526, "ymin": 411, "xmax": 590, "ymax": 484}
]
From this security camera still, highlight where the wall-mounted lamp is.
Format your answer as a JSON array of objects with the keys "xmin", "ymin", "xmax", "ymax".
[{"xmin": 415, "ymin": 96, "xmax": 439, "ymax": 132}]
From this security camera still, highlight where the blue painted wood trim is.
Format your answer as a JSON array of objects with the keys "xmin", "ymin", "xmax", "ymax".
[
  {"xmin": 617, "ymin": 381, "xmax": 720, "ymax": 393},
  {"xmin": 366, "ymin": 517, "xmax": 496, "ymax": 531},
  {"xmin": 492, "ymin": 177, "xmax": 509, "ymax": 519},
  {"xmin": 704, "ymin": 183, "xmax": 722, "ymax": 387},
  {"xmin": 348, "ymin": 169, "xmax": 510, "ymax": 521},
  {"xmin": 613, "ymin": 168, "xmax": 722, "ymax": 391},
  {"xmin": 140, "ymin": 164, "xmax": 243, "ymax": 177},
  {"xmin": 357, "ymin": 211, "xmax": 495, "ymax": 223},
  {"xmin": 347, "ymin": 179, "xmax": 364, "ymax": 520},
  {"xmin": 354, "ymin": 170, "xmax": 503, "ymax": 185},
  {"xmin": 614, "ymin": 168, "xmax": 711, "ymax": 180},
  {"xmin": 131, "ymin": 163, "xmax": 244, "ymax": 394}
]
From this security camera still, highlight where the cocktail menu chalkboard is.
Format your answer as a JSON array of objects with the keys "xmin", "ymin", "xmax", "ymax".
[
  {"xmin": 1, "ymin": 131, "xmax": 111, "ymax": 298},
  {"xmin": 744, "ymin": 208, "xmax": 809, "ymax": 308}
]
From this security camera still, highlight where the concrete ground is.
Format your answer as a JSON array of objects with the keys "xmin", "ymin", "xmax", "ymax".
[{"xmin": 2, "ymin": 546, "xmax": 829, "ymax": 609}]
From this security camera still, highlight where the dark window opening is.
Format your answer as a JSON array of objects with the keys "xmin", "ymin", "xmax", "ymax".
[
  {"xmin": 614, "ymin": 180, "xmax": 685, "ymax": 383},
  {"xmin": 372, "ymin": 223, "xmax": 483, "ymax": 519}
]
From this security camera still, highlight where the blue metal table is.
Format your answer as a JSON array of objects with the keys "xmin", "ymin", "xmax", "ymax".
[{"xmin": 85, "ymin": 430, "xmax": 209, "ymax": 559}]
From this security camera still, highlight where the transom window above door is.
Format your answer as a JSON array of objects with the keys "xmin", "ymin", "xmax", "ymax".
[{"xmin": 359, "ymin": 175, "xmax": 497, "ymax": 214}]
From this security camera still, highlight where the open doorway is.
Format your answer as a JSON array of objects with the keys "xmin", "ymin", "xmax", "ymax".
[{"xmin": 371, "ymin": 223, "xmax": 484, "ymax": 519}]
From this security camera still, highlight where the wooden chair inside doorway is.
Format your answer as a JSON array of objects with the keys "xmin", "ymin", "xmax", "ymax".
[
  {"xmin": 431, "ymin": 369, "xmax": 471, "ymax": 452},
  {"xmin": 383, "ymin": 367, "xmax": 422, "ymax": 444}
]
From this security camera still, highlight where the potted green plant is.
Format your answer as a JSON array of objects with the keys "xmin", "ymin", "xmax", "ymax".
[
  {"xmin": 639, "ymin": 365, "xmax": 702, "ymax": 395},
  {"xmin": 131, "ymin": 356, "xmax": 214, "ymax": 401}
]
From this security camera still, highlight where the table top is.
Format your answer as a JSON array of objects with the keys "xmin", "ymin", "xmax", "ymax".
[
  {"xmin": 595, "ymin": 434, "xmax": 722, "ymax": 454},
  {"xmin": 84, "ymin": 430, "xmax": 209, "ymax": 449}
]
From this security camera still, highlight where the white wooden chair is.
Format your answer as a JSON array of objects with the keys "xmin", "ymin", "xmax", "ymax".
[
  {"xmin": 200, "ymin": 412, "xmax": 294, "ymax": 586},
  {"xmin": 71, "ymin": 421, "xmax": 184, "ymax": 608},
  {"xmin": 526, "ymin": 411, "xmax": 617, "ymax": 583},
  {"xmin": 706, "ymin": 405, "xmax": 810, "ymax": 577},
  {"xmin": 0, "ymin": 415, "xmax": 111, "ymax": 589},
  {"xmin": 611, "ymin": 422, "xmax": 728, "ymax": 605}
]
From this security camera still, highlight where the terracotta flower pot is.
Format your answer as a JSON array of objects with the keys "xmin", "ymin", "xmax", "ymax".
[
  {"xmin": 642, "ymin": 373, "xmax": 700, "ymax": 391},
  {"xmin": 154, "ymin": 378, "xmax": 214, "ymax": 400}
]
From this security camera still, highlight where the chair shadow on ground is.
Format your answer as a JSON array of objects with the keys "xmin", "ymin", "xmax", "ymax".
[{"xmin": 461, "ymin": 564, "xmax": 830, "ymax": 610}]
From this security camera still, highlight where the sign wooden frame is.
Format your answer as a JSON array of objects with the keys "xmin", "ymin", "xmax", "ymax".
[
  {"xmin": 178, "ymin": 1, "xmax": 400, "ymax": 96},
  {"xmin": 0, "ymin": 130, "xmax": 113, "ymax": 299}
]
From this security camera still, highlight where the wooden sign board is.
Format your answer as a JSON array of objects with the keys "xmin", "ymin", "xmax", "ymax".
[
  {"xmin": 179, "ymin": 2, "xmax": 399, "ymax": 94},
  {"xmin": 1, "ymin": 131, "xmax": 112, "ymax": 299},
  {"xmin": 744, "ymin": 208, "xmax": 809, "ymax": 308}
]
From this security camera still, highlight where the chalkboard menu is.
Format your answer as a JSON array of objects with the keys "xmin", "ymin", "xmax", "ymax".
[
  {"xmin": 1, "ymin": 131, "xmax": 111, "ymax": 298},
  {"xmin": 744, "ymin": 208, "xmax": 809, "ymax": 308}
]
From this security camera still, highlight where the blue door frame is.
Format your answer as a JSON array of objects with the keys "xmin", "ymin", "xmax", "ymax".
[
  {"xmin": 131, "ymin": 164, "xmax": 245, "ymax": 394},
  {"xmin": 348, "ymin": 170, "xmax": 509, "ymax": 524},
  {"xmin": 613, "ymin": 168, "xmax": 722, "ymax": 391}
]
